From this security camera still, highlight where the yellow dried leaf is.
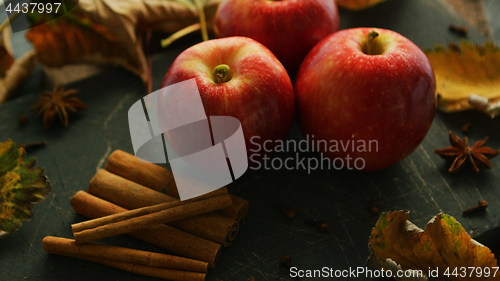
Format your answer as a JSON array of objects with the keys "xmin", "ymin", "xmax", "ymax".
[
  {"xmin": 368, "ymin": 211, "xmax": 499, "ymax": 280},
  {"xmin": 336, "ymin": 0, "xmax": 387, "ymax": 11},
  {"xmin": 425, "ymin": 41, "xmax": 500, "ymax": 116}
]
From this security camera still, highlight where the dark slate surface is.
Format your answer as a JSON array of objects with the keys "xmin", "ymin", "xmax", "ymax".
[
  {"xmin": 485, "ymin": 0, "xmax": 500, "ymax": 45},
  {"xmin": 1, "ymin": 0, "xmax": 499, "ymax": 280}
]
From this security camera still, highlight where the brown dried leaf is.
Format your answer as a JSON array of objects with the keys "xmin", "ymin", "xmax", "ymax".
[
  {"xmin": 425, "ymin": 41, "xmax": 500, "ymax": 116},
  {"xmin": 0, "ymin": 50, "xmax": 38, "ymax": 105},
  {"xmin": 368, "ymin": 211, "xmax": 499, "ymax": 280},
  {"xmin": 25, "ymin": 0, "xmax": 222, "ymax": 84},
  {"xmin": 336, "ymin": 0, "xmax": 387, "ymax": 11}
]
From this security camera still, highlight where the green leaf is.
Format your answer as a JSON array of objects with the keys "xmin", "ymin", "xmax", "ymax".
[{"xmin": 0, "ymin": 140, "xmax": 51, "ymax": 236}]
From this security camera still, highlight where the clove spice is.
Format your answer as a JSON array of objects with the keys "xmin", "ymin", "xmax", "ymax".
[
  {"xmin": 279, "ymin": 255, "xmax": 293, "ymax": 270},
  {"xmin": 19, "ymin": 141, "xmax": 47, "ymax": 152},
  {"xmin": 462, "ymin": 122, "xmax": 471, "ymax": 134},
  {"xmin": 449, "ymin": 24, "xmax": 468, "ymax": 37},
  {"xmin": 463, "ymin": 200, "xmax": 488, "ymax": 215},
  {"xmin": 273, "ymin": 201, "xmax": 295, "ymax": 219},
  {"xmin": 369, "ymin": 200, "xmax": 379, "ymax": 215},
  {"xmin": 18, "ymin": 113, "xmax": 28, "ymax": 126},
  {"xmin": 304, "ymin": 219, "xmax": 328, "ymax": 232}
]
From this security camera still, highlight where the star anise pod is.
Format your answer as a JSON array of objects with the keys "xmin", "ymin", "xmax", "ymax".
[
  {"xmin": 434, "ymin": 131, "xmax": 500, "ymax": 173},
  {"xmin": 31, "ymin": 86, "xmax": 87, "ymax": 130}
]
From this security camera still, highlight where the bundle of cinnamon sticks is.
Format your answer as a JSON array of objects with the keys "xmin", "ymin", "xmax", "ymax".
[{"xmin": 43, "ymin": 150, "xmax": 250, "ymax": 281}]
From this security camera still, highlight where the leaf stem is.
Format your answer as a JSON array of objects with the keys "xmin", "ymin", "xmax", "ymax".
[
  {"xmin": 193, "ymin": 0, "xmax": 209, "ymax": 41},
  {"xmin": 0, "ymin": 11, "xmax": 20, "ymax": 34},
  {"xmin": 161, "ymin": 23, "xmax": 201, "ymax": 48}
]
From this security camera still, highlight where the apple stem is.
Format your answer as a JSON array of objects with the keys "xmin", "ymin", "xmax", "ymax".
[
  {"xmin": 367, "ymin": 31, "xmax": 379, "ymax": 55},
  {"xmin": 213, "ymin": 64, "xmax": 232, "ymax": 83}
]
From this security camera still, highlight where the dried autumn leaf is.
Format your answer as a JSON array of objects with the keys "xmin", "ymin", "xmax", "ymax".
[
  {"xmin": 368, "ymin": 211, "xmax": 499, "ymax": 280},
  {"xmin": 425, "ymin": 41, "xmax": 500, "ymax": 116},
  {"xmin": 0, "ymin": 140, "xmax": 51, "ymax": 236},
  {"xmin": 336, "ymin": 0, "xmax": 387, "ymax": 11},
  {"xmin": 26, "ymin": 0, "xmax": 221, "ymax": 84}
]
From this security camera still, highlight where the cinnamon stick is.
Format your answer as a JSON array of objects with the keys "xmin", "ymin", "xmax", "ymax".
[
  {"xmin": 88, "ymin": 256, "xmax": 206, "ymax": 281},
  {"xmin": 89, "ymin": 169, "xmax": 239, "ymax": 246},
  {"xmin": 72, "ymin": 194, "xmax": 232, "ymax": 244},
  {"xmin": 169, "ymin": 213, "xmax": 239, "ymax": 246},
  {"xmin": 105, "ymin": 149, "xmax": 249, "ymax": 221},
  {"xmin": 72, "ymin": 199, "xmax": 185, "ymax": 234},
  {"xmin": 105, "ymin": 149, "xmax": 178, "ymax": 194},
  {"xmin": 46, "ymin": 250, "xmax": 206, "ymax": 281},
  {"xmin": 43, "ymin": 236, "xmax": 208, "ymax": 273},
  {"xmin": 70, "ymin": 191, "xmax": 221, "ymax": 268},
  {"xmin": 218, "ymin": 194, "xmax": 250, "ymax": 222}
]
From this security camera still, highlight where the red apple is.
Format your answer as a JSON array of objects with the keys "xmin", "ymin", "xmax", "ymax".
[
  {"xmin": 295, "ymin": 28, "xmax": 437, "ymax": 171},
  {"xmin": 161, "ymin": 36, "xmax": 295, "ymax": 157},
  {"xmin": 214, "ymin": 0, "xmax": 340, "ymax": 77}
]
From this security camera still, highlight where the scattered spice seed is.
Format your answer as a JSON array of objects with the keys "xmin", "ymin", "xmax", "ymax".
[
  {"xmin": 246, "ymin": 278, "xmax": 256, "ymax": 281},
  {"xmin": 273, "ymin": 201, "xmax": 296, "ymax": 219},
  {"xmin": 280, "ymin": 255, "xmax": 293, "ymax": 270},
  {"xmin": 18, "ymin": 113, "xmax": 28, "ymax": 126},
  {"xmin": 461, "ymin": 122, "xmax": 471, "ymax": 134},
  {"xmin": 304, "ymin": 219, "xmax": 328, "ymax": 232},
  {"xmin": 369, "ymin": 200, "xmax": 379, "ymax": 215},
  {"xmin": 449, "ymin": 24, "xmax": 468, "ymax": 37},
  {"xmin": 434, "ymin": 131, "xmax": 500, "ymax": 172},
  {"xmin": 463, "ymin": 200, "xmax": 488, "ymax": 215}
]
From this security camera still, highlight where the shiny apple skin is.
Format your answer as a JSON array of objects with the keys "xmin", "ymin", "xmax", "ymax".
[
  {"xmin": 161, "ymin": 37, "xmax": 295, "ymax": 156},
  {"xmin": 214, "ymin": 0, "xmax": 340, "ymax": 77},
  {"xmin": 295, "ymin": 28, "xmax": 437, "ymax": 171}
]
